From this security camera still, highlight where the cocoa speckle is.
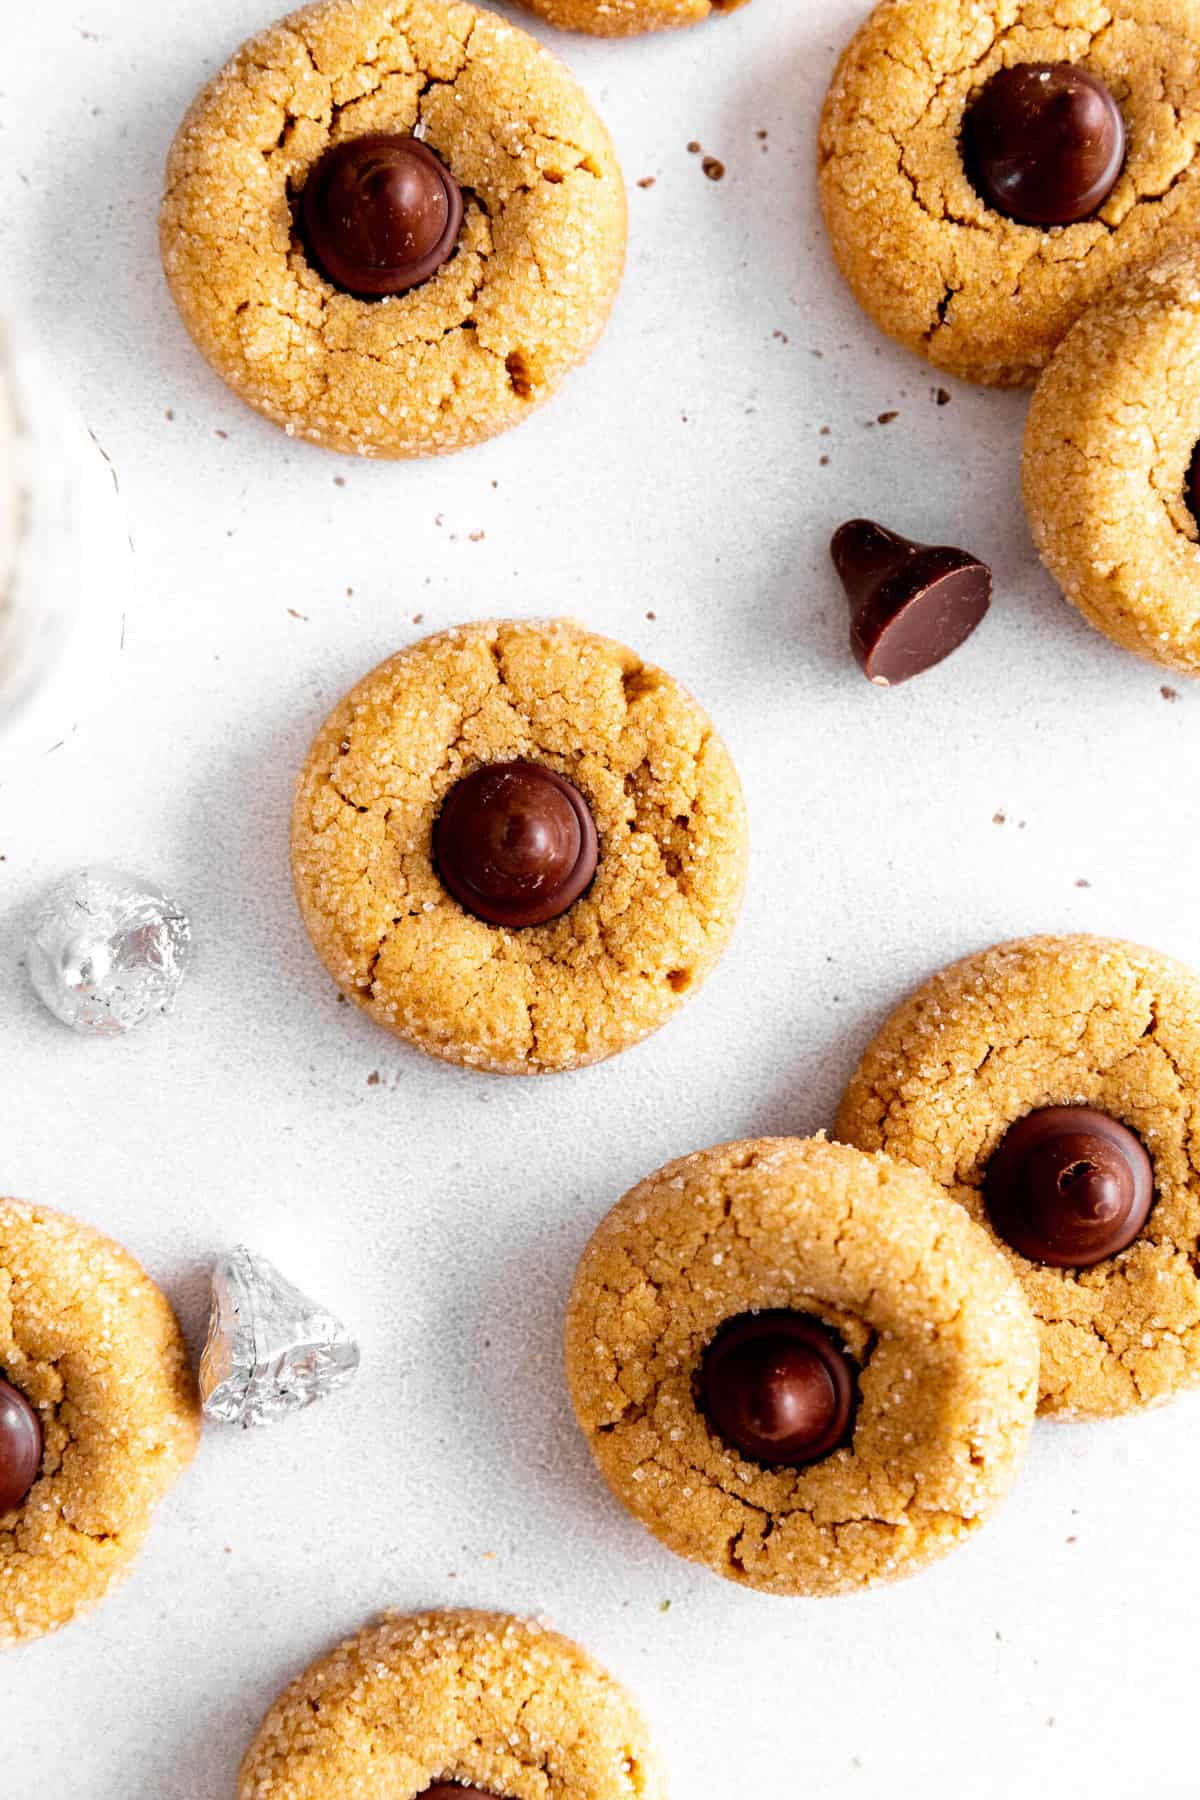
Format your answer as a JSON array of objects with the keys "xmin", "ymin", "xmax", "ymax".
[
  {"xmin": 637, "ymin": 176, "xmax": 656, "ymax": 189},
  {"xmin": 702, "ymin": 157, "xmax": 725, "ymax": 181},
  {"xmin": 1162, "ymin": 685, "xmax": 1180, "ymax": 701}
]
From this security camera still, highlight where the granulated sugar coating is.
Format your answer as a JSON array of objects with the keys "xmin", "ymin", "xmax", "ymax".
[
  {"xmin": 818, "ymin": 0, "xmax": 1200, "ymax": 387},
  {"xmin": 512, "ymin": 0, "xmax": 749, "ymax": 37},
  {"xmin": 290, "ymin": 619, "xmax": 749, "ymax": 1074},
  {"xmin": 838, "ymin": 934, "xmax": 1200, "ymax": 1419},
  {"xmin": 0, "ymin": 1199, "xmax": 200, "ymax": 1645},
  {"xmin": 565, "ymin": 1136, "xmax": 1038, "ymax": 1597},
  {"xmin": 238, "ymin": 1609, "xmax": 665, "ymax": 1798},
  {"xmin": 159, "ymin": 0, "xmax": 627, "ymax": 458},
  {"xmin": 1023, "ymin": 245, "xmax": 1200, "ymax": 675}
]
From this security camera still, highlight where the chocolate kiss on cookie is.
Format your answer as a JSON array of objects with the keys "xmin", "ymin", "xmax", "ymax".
[
  {"xmin": 422, "ymin": 1788, "xmax": 501, "ymax": 1799},
  {"xmin": 434, "ymin": 761, "xmax": 598, "ymax": 928},
  {"xmin": 0, "ymin": 1377, "xmax": 41, "ymax": 1512},
  {"xmin": 984, "ymin": 1106, "xmax": 1153, "ymax": 1267},
  {"xmin": 963, "ymin": 64, "xmax": 1126, "ymax": 227},
  {"xmin": 300, "ymin": 135, "xmax": 464, "ymax": 299},
  {"xmin": 700, "ymin": 1311, "xmax": 855, "ymax": 1466}
]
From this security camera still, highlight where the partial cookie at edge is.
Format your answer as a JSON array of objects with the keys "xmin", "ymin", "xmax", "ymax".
[
  {"xmin": 818, "ymin": 0, "xmax": 1200, "ymax": 386},
  {"xmin": 238, "ymin": 1608, "xmax": 666, "ymax": 1798},
  {"xmin": 0, "ymin": 1199, "xmax": 200, "ymax": 1645},
  {"xmin": 511, "ymin": 0, "xmax": 747, "ymax": 37},
  {"xmin": 160, "ymin": 0, "xmax": 627, "ymax": 457},
  {"xmin": 837, "ymin": 935, "xmax": 1200, "ymax": 1418},
  {"xmin": 1023, "ymin": 244, "xmax": 1200, "ymax": 674}
]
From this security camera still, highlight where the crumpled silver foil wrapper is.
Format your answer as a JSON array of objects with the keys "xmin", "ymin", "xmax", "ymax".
[
  {"xmin": 200, "ymin": 1246, "xmax": 361, "ymax": 1428},
  {"xmin": 25, "ymin": 866, "xmax": 192, "ymax": 1036}
]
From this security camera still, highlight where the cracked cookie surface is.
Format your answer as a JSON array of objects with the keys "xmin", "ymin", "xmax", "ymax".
[
  {"xmin": 564, "ymin": 1137, "xmax": 1038, "ymax": 1597},
  {"xmin": 1023, "ymin": 245, "xmax": 1200, "ymax": 673},
  {"xmin": 818, "ymin": 0, "xmax": 1200, "ymax": 387},
  {"xmin": 239, "ymin": 1608, "xmax": 665, "ymax": 1798},
  {"xmin": 160, "ymin": 0, "xmax": 626, "ymax": 457},
  {"xmin": 837, "ymin": 935, "xmax": 1200, "ymax": 1418},
  {"xmin": 291, "ymin": 619, "xmax": 748, "ymax": 1074},
  {"xmin": 511, "ymin": 0, "xmax": 747, "ymax": 37},
  {"xmin": 0, "ymin": 1199, "xmax": 200, "ymax": 1645}
]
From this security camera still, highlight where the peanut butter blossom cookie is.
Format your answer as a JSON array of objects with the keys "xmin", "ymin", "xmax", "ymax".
[
  {"xmin": 160, "ymin": 0, "xmax": 626, "ymax": 457},
  {"xmin": 565, "ymin": 1137, "xmax": 1038, "ymax": 1596},
  {"xmin": 837, "ymin": 935, "xmax": 1200, "ymax": 1419},
  {"xmin": 238, "ymin": 1609, "xmax": 665, "ymax": 1798},
  {"xmin": 511, "ymin": 0, "xmax": 747, "ymax": 37},
  {"xmin": 0, "ymin": 1199, "xmax": 200, "ymax": 1644},
  {"xmin": 291, "ymin": 619, "xmax": 747, "ymax": 1074},
  {"xmin": 819, "ymin": 0, "xmax": 1200, "ymax": 387},
  {"xmin": 1023, "ymin": 245, "xmax": 1200, "ymax": 674}
]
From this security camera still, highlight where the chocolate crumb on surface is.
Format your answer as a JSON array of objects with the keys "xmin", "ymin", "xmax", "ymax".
[{"xmin": 702, "ymin": 157, "xmax": 725, "ymax": 181}]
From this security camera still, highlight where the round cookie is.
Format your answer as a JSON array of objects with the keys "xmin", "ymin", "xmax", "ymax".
[
  {"xmin": 0, "ymin": 1199, "xmax": 200, "ymax": 1644},
  {"xmin": 511, "ymin": 0, "xmax": 747, "ymax": 37},
  {"xmin": 238, "ymin": 1608, "xmax": 665, "ymax": 1798},
  {"xmin": 837, "ymin": 935, "xmax": 1200, "ymax": 1419},
  {"xmin": 564, "ymin": 1136, "xmax": 1038, "ymax": 1597},
  {"xmin": 160, "ymin": 0, "xmax": 626, "ymax": 458},
  {"xmin": 291, "ymin": 619, "xmax": 748, "ymax": 1075},
  {"xmin": 1023, "ymin": 245, "xmax": 1200, "ymax": 674},
  {"xmin": 818, "ymin": 0, "xmax": 1200, "ymax": 388}
]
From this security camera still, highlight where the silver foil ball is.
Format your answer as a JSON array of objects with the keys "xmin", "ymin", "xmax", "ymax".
[{"xmin": 25, "ymin": 866, "xmax": 192, "ymax": 1036}]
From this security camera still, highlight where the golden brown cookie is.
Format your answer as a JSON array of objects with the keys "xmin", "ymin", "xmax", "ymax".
[
  {"xmin": 160, "ymin": 0, "xmax": 626, "ymax": 458},
  {"xmin": 564, "ymin": 1137, "xmax": 1038, "ymax": 1597},
  {"xmin": 0, "ymin": 1199, "xmax": 200, "ymax": 1645},
  {"xmin": 291, "ymin": 619, "xmax": 748, "ymax": 1075},
  {"xmin": 837, "ymin": 935, "xmax": 1200, "ymax": 1419},
  {"xmin": 1023, "ymin": 246, "xmax": 1200, "ymax": 674},
  {"xmin": 511, "ymin": 0, "xmax": 747, "ymax": 37},
  {"xmin": 818, "ymin": 0, "xmax": 1200, "ymax": 387},
  {"xmin": 238, "ymin": 1609, "xmax": 665, "ymax": 1798}
]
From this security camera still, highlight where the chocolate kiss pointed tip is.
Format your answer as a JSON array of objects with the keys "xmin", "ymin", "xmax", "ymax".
[{"xmin": 830, "ymin": 517, "xmax": 991, "ymax": 687}]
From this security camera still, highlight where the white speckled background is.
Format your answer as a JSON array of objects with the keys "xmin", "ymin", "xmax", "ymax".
[{"xmin": 1, "ymin": 2, "xmax": 1198, "ymax": 1794}]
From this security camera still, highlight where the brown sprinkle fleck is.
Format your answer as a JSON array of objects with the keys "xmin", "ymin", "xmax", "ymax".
[
  {"xmin": 637, "ymin": 177, "xmax": 656, "ymax": 189},
  {"xmin": 702, "ymin": 157, "xmax": 725, "ymax": 181}
]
